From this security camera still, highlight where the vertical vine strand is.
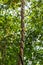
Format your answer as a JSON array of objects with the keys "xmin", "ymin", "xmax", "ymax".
[{"xmin": 18, "ymin": 0, "xmax": 25, "ymax": 65}]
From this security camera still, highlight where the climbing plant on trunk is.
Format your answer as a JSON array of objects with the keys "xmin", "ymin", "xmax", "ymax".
[{"xmin": 18, "ymin": 0, "xmax": 25, "ymax": 65}]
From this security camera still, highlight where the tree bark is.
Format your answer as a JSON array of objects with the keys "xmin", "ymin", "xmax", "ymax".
[{"xmin": 18, "ymin": 0, "xmax": 25, "ymax": 65}]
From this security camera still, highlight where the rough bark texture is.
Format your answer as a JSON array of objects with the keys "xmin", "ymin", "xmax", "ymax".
[{"xmin": 18, "ymin": 0, "xmax": 25, "ymax": 65}]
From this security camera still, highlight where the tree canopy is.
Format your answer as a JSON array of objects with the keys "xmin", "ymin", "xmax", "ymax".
[{"xmin": 0, "ymin": 0, "xmax": 43, "ymax": 65}]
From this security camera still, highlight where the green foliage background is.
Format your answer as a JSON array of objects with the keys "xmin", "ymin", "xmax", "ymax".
[{"xmin": 0, "ymin": 0, "xmax": 43, "ymax": 65}]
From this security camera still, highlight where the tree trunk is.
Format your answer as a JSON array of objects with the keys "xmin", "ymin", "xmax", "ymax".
[
  {"xmin": 18, "ymin": 0, "xmax": 25, "ymax": 65},
  {"xmin": 0, "ymin": 45, "xmax": 6, "ymax": 65}
]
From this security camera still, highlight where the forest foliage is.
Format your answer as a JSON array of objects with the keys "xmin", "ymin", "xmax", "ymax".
[{"xmin": 0, "ymin": 0, "xmax": 43, "ymax": 65}]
